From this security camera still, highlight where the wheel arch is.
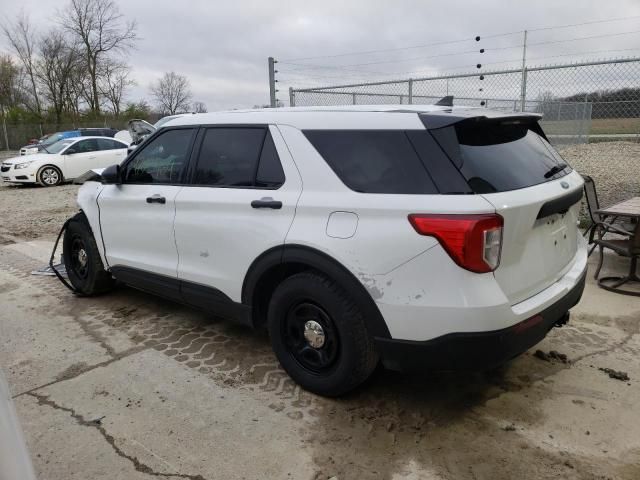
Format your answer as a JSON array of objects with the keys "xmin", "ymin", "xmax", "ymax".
[{"xmin": 242, "ymin": 244, "xmax": 391, "ymax": 339}]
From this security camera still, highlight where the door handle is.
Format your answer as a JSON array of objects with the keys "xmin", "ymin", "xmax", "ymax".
[
  {"xmin": 251, "ymin": 198, "xmax": 282, "ymax": 209},
  {"xmin": 146, "ymin": 194, "xmax": 166, "ymax": 204}
]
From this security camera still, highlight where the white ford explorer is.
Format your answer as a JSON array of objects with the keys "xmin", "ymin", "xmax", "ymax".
[{"xmin": 61, "ymin": 105, "xmax": 588, "ymax": 396}]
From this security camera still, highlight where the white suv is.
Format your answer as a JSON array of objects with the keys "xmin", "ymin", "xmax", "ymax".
[{"xmin": 62, "ymin": 105, "xmax": 588, "ymax": 396}]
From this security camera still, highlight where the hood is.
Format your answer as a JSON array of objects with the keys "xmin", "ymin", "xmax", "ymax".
[
  {"xmin": 127, "ymin": 119, "xmax": 155, "ymax": 144},
  {"xmin": 2, "ymin": 153, "xmax": 51, "ymax": 166}
]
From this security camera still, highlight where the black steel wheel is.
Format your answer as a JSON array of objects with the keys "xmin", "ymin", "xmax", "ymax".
[
  {"xmin": 283, "ymin": 302, "xmax": 340, "ymax": 374},
  {"xmin": 68, "ymin": 235, "xmax": 90, "ymax": 280},
  {"xmin": 268, "ymin": 271, "xmax": 379, "ymax": 397},
  {"xmin": 62, "ymin": 213, "xmax": 114, "ymax": 295}
]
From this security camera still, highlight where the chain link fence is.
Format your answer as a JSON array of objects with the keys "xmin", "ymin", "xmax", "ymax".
[
  {"xmin": 0, "ymin": 119, "xmax": 131, "ymax": 152},
  {"xmin": 290, "ymin": 57, "xmax": 640, "ymax": 144},
  {"xmin": 289, "ymin": 57, "xmax": 640, "ymax": 215}
]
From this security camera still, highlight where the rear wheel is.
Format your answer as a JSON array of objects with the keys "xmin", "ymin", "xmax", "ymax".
[
  {"xmin": 38, "ymin": 165, "xmax": 62, "ymax": 186},
  {"xmin": 267, "ymin": 271, "xmax": 379, "ymax": 396},
  {"xmin": 62, "ymin": 213, "xmax": 114, "ymax": 295}
]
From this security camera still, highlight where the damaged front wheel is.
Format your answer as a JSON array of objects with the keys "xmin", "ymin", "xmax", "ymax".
[{"xmin": 62, "ymin": 213, "xmax": 114, "ymax": 295}]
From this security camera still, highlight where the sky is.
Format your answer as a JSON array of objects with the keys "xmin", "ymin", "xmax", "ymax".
[{"xmin": 1, "ymin": 0, "xmax": 639, "ymax": 111}]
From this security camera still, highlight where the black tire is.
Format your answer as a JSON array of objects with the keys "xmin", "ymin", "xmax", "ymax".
[
  {"xmin": 267, "ymin": 271, "xmax": 379, "ymax": 397},
  {"xmin": 62, "ymin": 213, "xmax": 114, "ymax": 295},
  {"xmin": 38, "ymin": 165, "xmax": 63, "ymax": 186}
]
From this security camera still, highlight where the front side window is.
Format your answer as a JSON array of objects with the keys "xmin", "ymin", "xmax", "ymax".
[
  {"xmin": 193, "ymin": 128, "xmax": 285, "ymax": 188},
  {"xmin": 48, "ymin": 140, "xmax": 75, "ymax": 154},
  {"xmin": 124, "ymin": 128, "xmax": 194, "ymax": 184},
  {"xmin": 68, "ymin": 139, "xmax": 99, "ymax": 154}
]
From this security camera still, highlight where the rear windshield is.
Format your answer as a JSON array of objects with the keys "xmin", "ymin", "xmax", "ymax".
[
  {"xmin": 431, "ymin": 121, "xmax": 571, "ymax": 193},
  {"xmin": 303, "ymin": 130, "xmax": 438, "ymax": 194}
]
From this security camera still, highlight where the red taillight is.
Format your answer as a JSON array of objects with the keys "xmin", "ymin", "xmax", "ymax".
[{"xmin": 408, "ymin": 213, "xmax": 503, "ymax": 273}]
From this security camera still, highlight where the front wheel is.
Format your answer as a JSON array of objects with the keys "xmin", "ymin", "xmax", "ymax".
[
  {"xmin": 267, "ymin": 271, "xmax": 379, "ymax": 397},
  {"xmin": 62, "ymin": 213, "xmax": 114, "ymax": 295},
  {"xmin": 38, "ymin": 166, "xmax": 62, "ymax": 186}
]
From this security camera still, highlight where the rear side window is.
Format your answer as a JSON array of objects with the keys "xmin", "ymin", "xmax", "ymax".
[
  {"xmin": 193, "ymin": 128, "xmax": 285, "ymax": 188},
  {"xmin": 303, "ymin": 130, "xmax": 437, "ymax": 194},
  {"xmin": 431, "ymin": 121, "xmax": 571, "ymax": 194},
  {"xmin": 255, "ymin": 133, "xmax": 285, "ymax": 188},
  {"xmin": 97, "ymin": 138, "xmax": 125, "ymax": 150}
]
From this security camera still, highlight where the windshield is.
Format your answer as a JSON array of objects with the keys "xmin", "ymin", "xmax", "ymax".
[
  {"xmin": 154, "ymin": 116, "xmax": 179, "ymax": 129},
  {"xmin": 47, "ymin": 139, "xmax": 75, "ymax": 154},
  {"xmin": 41, "ymin": 133, "xmax": 65, "ymax": 146}
]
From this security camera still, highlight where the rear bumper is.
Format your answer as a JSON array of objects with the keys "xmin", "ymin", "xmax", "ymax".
[{"xmin": 376, "ymin": 267, "xmax": 586, "ymax": 372}]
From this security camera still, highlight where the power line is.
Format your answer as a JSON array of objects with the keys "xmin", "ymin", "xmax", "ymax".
[
  {"xmin": 528, "ymin": 15, "xmax": 640, "ymax": 32},
  {"xmin": 280, "ymin": 48, "xmax": 640, "ymax": 85},
  {"xmin": 281, "ymin": 45, "xmax": 521, "ymax": 70},
  {"xmin": 281, "ymin": 37, "xmax": 478, "ymax": 63},
  {"xmin": 280, "ymin": 15, "xmax": 640, "ymax": 63},
  {"xmin": 528, "ymin": 29, "xmax": 640, "ymax": 47}
]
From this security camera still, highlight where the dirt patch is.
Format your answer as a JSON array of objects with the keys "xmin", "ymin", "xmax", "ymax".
[
  {"xmin": 534, "ymin": 349, "xmax": 569, "ymax": 364},
  {"xmin": 599, "ymin": 368, "xmax": 630, "ymax": 382}
]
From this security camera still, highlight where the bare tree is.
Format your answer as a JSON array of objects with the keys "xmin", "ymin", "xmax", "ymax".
[
  {"xmin": 99, "ymin": 60, "xmax": 133, "ymax": 116},
  {"xmin": 192, "ymin": 101, "xmax": 207, "ymax": 113},
  {"xmin": 36, "ymin": 30, "xmax": 80, "ymax": 125},
  {"xmin": 150, "ymin": 72, "xmax": 192, "ymax": 115},
  {"xmin": 2, "ymin": 13, "xmax": 42, "ymax": 116},
  {"xmin": 193, "ymin": 101, "xmax": 207, "ymax": 113},
  {"xmin": 62, "ymin": 0, "xmax": 137, "ymax": 115},
  {"xmin": 0, "ymin": 54, "xmax": 22, "ymax": 115}
]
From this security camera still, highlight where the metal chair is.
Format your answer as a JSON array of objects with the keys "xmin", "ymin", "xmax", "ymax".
[
  {"xmin": 593, "ymin": 223, "xmax": 640, "ymax": 296},
  {"xmin": 583, "ymin": 175, "xmax": 607, "ymax": 256},
  {"xmin": 582, "ymin": 175, "xmax": 634, "ymax": 256}
]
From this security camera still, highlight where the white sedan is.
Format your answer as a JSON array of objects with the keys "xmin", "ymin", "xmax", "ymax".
[{"xmin": 1, "ymin": 136, "xmax": 129, "ymax": 186}]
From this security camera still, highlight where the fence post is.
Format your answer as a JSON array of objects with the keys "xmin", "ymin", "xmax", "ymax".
[
  {"xmin": 399, "ymin": 95, "xmax": 404, "ymax": 104},
  {"xmin": 352, "ymin": 93, "xmax": 357, "ymax": 105},
  {"xmin": 520, "ymin": 30, "xmax": 528, "ymax": 112},
  {"xmin": 408, "ymin": 79, "xmax": 413, "ymax": 104},
  {"xmin": 289, "ymin": 87, "xmax": 295, "ymax": 107},
  {"xmin": 268, "ymin": 57, "xmax": 277, "ymax": 108}
]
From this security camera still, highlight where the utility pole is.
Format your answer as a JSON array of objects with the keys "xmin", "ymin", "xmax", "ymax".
[
  {"xmin": 520, "ymin": 30, "xmax": 528, "ymax": 112},
  {"xmin": 268, "ymin": 57, "xmax": 277, "ymax": 108}
]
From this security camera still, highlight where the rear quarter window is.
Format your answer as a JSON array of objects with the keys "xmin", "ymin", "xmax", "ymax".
[
  {"xmin": 431, "ymin": 120, "xmax": 571, "ymax": 194},
  {"xmin": 303, "ymin": 130, "xmax": 438, "ymax": 194}
]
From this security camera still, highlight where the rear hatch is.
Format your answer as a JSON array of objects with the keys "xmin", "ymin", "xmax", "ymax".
[{"xmin": 430, "ymin": 115, "xmax": 582, "ymax": 304}]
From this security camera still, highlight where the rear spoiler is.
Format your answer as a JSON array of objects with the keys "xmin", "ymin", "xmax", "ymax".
[{"xmin": 420, "ymin": 109, "xmax": 543, "ymax": 130}]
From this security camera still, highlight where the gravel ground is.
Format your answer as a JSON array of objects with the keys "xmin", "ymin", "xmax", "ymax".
[
  {"xmin": 0, "ymin": 183, "xmax": 79, "ymax": 239},
  {"xmin": 559, "ymin": 141, "xmax": 640, "ymax": 212}
]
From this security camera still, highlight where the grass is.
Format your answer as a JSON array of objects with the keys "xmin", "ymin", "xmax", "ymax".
[
  {"xmin": 542, "ymin": 117, "xmax": 640, "ymax": 136},
  {"xmin": 590, "ymin": 118, "xmax": 640, "ymax": 135}
]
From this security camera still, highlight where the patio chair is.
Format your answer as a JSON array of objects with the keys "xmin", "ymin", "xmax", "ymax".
[
  {"xmin": 582, "ymin": 175, "xmax": 634, "ymax": 256},
  {"xmin": 593, "ymin": 222, "xmax": 640, "ymax": 297}
]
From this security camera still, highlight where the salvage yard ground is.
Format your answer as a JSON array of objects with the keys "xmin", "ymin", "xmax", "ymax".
[{"xmin": 1, "ymin": 179, "xmax": 640, "ymax": 479}]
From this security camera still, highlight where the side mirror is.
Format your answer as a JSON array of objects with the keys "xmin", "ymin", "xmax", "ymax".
[
  {"xmin": 101, "ymin": 164, "xmax": 121, "ymax": 184},
  {"xmin": 64, "ymin": 147, "xmax": 77, "ymax": 155}
]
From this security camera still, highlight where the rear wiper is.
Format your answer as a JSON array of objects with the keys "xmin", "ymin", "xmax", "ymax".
[{"xmin": 543, "ymin": 163, "xmax": 567, "ymax": 179}]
